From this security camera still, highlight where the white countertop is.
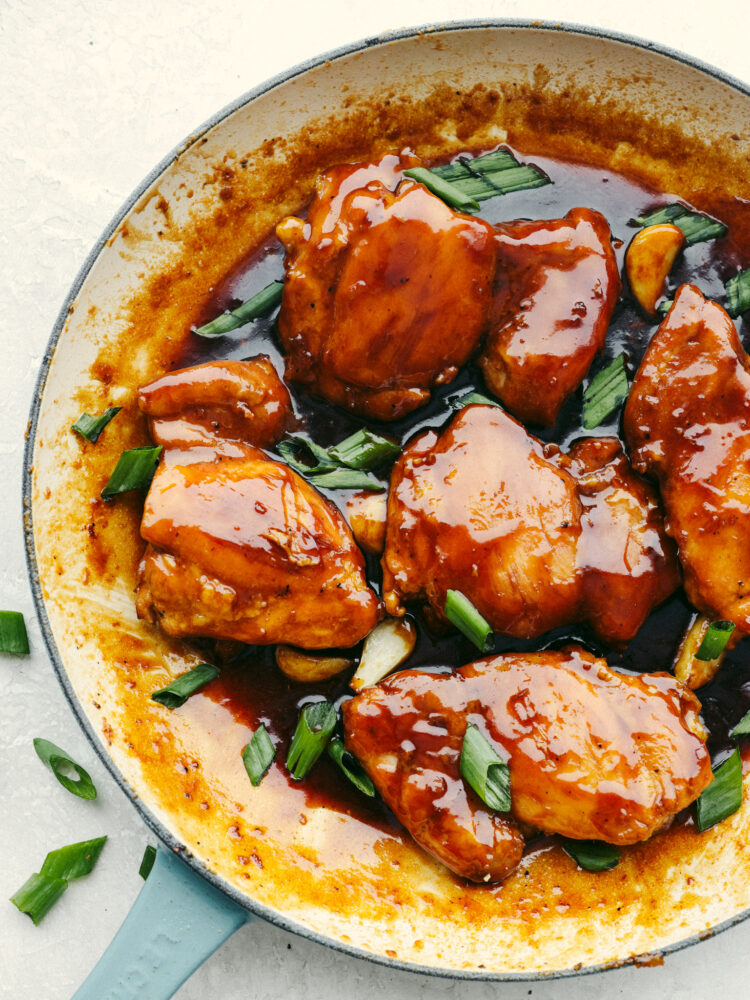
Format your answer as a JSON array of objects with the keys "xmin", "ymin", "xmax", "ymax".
[{"xmin": 2, "ymin": 1, "xmax": 748, "ymax": 997}]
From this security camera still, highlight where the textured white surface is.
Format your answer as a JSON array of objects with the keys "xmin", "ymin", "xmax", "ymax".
[{"xmin": 2, "ymin": 1, "xmax": 749, "ymax": 998}]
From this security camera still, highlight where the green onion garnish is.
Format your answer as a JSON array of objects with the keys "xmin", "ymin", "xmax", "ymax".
[
  {"xmin": 656, "ymin": 298, "xmax": 674, "ymax": 316},
  {"xmin": 327, "ymin": 737, "xmax": 376, "ymax": 797},
  {"xmin": 306, "ymin": 469, "xmax": 385, "ymax": 492},
  {"xmin": 459, "ymin": 723, "xmax": 511, "ymax": 811},
  {"xmin": 151, "ymin": 663, "xmax": 220, "ymax": 709},
  {"xmin": 10, "ymin": 873, "xmax": 67, "ymax": 925},
  {"xmin": 277, "ymin": 437, "xmax": 338, "ymax": 476},
  {"xmin": 633, "ymin": 204, "xmax": 727, "ymax": 246},
  {"xmin": 72, "ymin": 407, "xmax": 122, "ymax": 443},
  {"xmin": 328, "ymin": 429, "xmax": 400, "ymax": 470},
  {"xmin": 40, "ymin": 837, "xmax": 107, "ymax": 881},
  {"xmin": 101, "ymin": 445, "xmax": 162, "ymax": 500},
  {"xmin": 726, "ymin": 267, "xmax": 750, "ymax": 318},
  {"xmin": 242, "ymin": 724, "xmax": 276, "ymax": 787},
  {"xmin": 286, "ymin": 701, "xmax": 337, "ymax": 780},
  {"xmin": 696, "ymin": 749, "xmax": 743, "ymax": 832},
  {"xmin": 0, "ymin": 610, "xmax": 30, "ymax": 654},
  {"xmin": 730, "ymin": 709, "xmax": 750, "ymax": 740},
  {"xmin": 444, "ymin": 589, "xmax": 493, "ymax": 652},
  {"xmin": 451, "ymin": 391, "xmax": 498, "ymax": 409},
  {"xmin": 431, "ymin": 148, "xmax": 550, "ymax": 200},
  {"xmin": 561, "ymin": 838, "xmax": 621, "ymax": 872},
  {"xmin": 193, "ymin": 281, "xmax": 284, "ymax": 338},
  {"xmin": 582, "ymin": 354, "xmax": 629, "ymax": 430},
  {"xmin": 139, "ymin": 844, "xmax": 157, "ymax": 880},
  {"xmin": 11, "ymin": 836, "xmax": 107, "ymax": 925},
  {"xmin": 33, "ymin": 738, "xmax": 97, "ymax": 800},
  {"xmin": 403, "ymin": 167, "xmax": 480, "ymax": 213},
  {"xmin": 695, "ymin": 620, "xmax": 735, "ymax": 661}
]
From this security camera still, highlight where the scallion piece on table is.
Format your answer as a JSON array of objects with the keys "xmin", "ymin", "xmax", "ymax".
[
  {"xmin": 328, "ymin": 429, "xmax": 400, "ymax": 470},
  {"xmin": 151, "ymin": 663, "xmax": 220, "ymax": 709},
  {"xmin": 0, "ymin": 610, "xmax": 30, "ymax": 654},
  {"xmin": 101, "ymin": 445, "xmax": 162, "ymax": 500},
  {"xmin": 582, "ymin": 355, "xmax": 629, "ymax": 430},
  {"xmin": 633, "ymin": 204, "xmax": 727, "ymax": 246},
  {"xmin": 327, "ymin": 738, "xmax": 376, "ymax": 798},
  {"xmin": 72, "ymin": 407, "xmax": 122, "ymax": 443},
  {"xmin": 431, "ymin": 149, "xmax": 550, "ymax": 200},
  {"xmin": 695, "ymin": 620, "xmax": 735, "ymax": 661},
  {"xmin": 451, "ymin": 391, "xmax": 498, "ymax": 409},
  {"xmin": 193, "ymin": 281, "xmax": 284, "ymax": 338},
  {"xmin": 403, "ymin": 166, "xmax": 480, "ymax": 212},
  {"xmin": 10, "ymin": 873, "xmax": 67, "ymax": 925},
  {"xmin": 308, "ymin": 469, "xmax": 385, "ymax": 492},
  {"xmin": 729, "ymin": 709, "xmax": 750, "ymax": 740},
  {"xmin": 726, "ymin": 267, "xmax": 750, "ymax": 318},
  {"xmin": 561, "ymin": 838, "xmax": 621, "ymax": 872},
  {"xmin": 242, "ymin": 724, "xmax": 276, "ymax": 787},
  {"xmin": 459, "ymin": 723, "xmax": 511, "ymax": 811},
  {"xmin": 444, "ymin": 589, "xmax": 493, "ymax": 652},
  {"xmin": 139, "ymin": 844, "xmax": 157, "ymax": 880},
  {"xmin": 277, "ymin": 437, "xmax": 337, "ymax": 476},
  {"xmin": 40, "ymin": 837, "xmax": 107, "ymax": 881},
  {"xmin": 33, "ymin": 738, "xmax": 97, "ymax": 800},
  {"xmin": 286, "ymin": 701, "xmax": 337, "ymax": 780},
  {"xmin": 696, "ymin": 749, "xmax": 743, "ymax": 832}
]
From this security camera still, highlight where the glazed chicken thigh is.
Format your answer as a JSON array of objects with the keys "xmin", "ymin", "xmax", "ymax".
[
  {"xmin": 135, "ymin": 359, "xmax": 380, "ymax": 648},
  {"xmin": 276, "ymin": 153, "xmax": 498, "ymax": 420},
  {"xmin": 383, "ymin": 403, "xmax": 679, "ymax": 644},
  {"xmin": 343, "ymin": 648, "xmax": 711, "ymax": 882},
  {"xmin": 625, "ymin": 284, "xmax": 750, "ymax": 630},
  {"xmin": 479, "ymin": 209, "xmax": 620, "ymax": 426}
]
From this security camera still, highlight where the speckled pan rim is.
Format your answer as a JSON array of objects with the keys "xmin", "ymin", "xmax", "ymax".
[{"xmin": 22, "ymin": 18, "xmax": 750, "ymax": 982}]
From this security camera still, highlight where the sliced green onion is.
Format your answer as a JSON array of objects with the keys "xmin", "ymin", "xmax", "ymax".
[
  {"xmin": 139, "ymin": 844, "xmax": 157, "ymax": 880},
  {"xmin": 328, "ymin": 429, "xmax": 400, "ymax": 470},
  {"xmin": 431, "ymin": 149, "xmax": 550, "ymax": 200},
  {"xmin": 242, "ymin": 724, "xmax": 276, "ymax": 787},
  {"xmin": 696, "ymin": 749, "xmax": 743, "ymax": 832},
  {"xmin": 0, "ymin": 610, "xmax": 30, "ymax": 654},
  {"xmin": 459, "ymin": 723, "xmax": 511, "ymax": 811},
  {"xmin": 561, "ymin": 838, "xmax": 621, "ymax": 872},
  {"xmin": 695, "ymin": 620, "xmax": 735, "ymax": 661},
  {"xmin": 444, "ymin": 589, "xmax": 493, "ymax": 652},
  {"xmin": 730, "ymin": 710, "xmax": 750, "ymax": 739},
  {"xmin": 726, "ymin": 267, "xmax": 750, "ymax": 318},
  {"xmin": 72, "ymin": 407, "xmax": 122, "ymax": 443},
  {"xmin": 10, "ymin": 873, "xmax": 67, "ymax": 925},
  {"xmin": 451, "ymin": 391, "xmax": 498, "ymax": 409},
  {"xmin": 327, "ymin": 737, "xmax": 376, "ymax": 797},
  {"xmin": 277, "ymin": 437, "xmax": 337, "ymax": 476},
  {"xmin": 101, "ymin": 445, "xmax": 162, "ymax": 500},
  {"xmin": 656, "ymin": 298, "xmax": 674, "ymax": 316},
  {"xmin": 308, "ymin": 469, "xmax": 385, "ymax": 492},
  {"xmin": 193, "ymin": 281, "xmax": 284, "ymax": 338},
  {"xmin": 404, "ymin": 166, "xmax": 479, "ymax": 212},
  {"xmin": 40, "ymin": 837, "xmax": 107, "ymax": 881},
  {"xmin": 33, "ymin": 738, "xmax": 97, "ymax": 800},
  {"xmin": 582, "ymin": 355, "xmax": 629, "ymax": 430},
  {"xmin": 151, "ymin": 663, "xmax": 220, "ymax": 709},
  {"xmin": 286, "ymin": 701, "xmax": 337, "ymax": 780},
  {"xmin": 633, "ymin": 204, "xmax": 727, "ymax": 246}
]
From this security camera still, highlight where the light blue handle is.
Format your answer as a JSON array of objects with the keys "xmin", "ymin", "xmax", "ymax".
[{"xmin": 71, "ymin": 846, "xmax": 251, "ymax": 1000}]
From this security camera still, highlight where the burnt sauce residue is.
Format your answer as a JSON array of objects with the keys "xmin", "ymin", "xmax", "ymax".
[{"xmin": 181, "ymin": 147, "xmax": 750, "ymax": 827}]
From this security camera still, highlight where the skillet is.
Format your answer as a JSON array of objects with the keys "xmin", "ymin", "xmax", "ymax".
[{"xmin": 23, "ymin": 19, "xmax": 750, "ymax": 996}]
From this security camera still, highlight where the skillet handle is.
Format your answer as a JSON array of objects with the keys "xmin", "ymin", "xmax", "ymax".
[{"xmin": 71, "ymin": 845, "xmax": 250, "ymax": 1000}]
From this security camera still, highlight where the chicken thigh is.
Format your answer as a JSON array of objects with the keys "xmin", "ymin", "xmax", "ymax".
[
  {"xmin": 343, "ymin": 648, "xmax": 711, "ymax": 882},
  {"xmin": 479, "ymin": 209, "xmax": 620, "ymax": 426},
  {"xmin": 383, "ymin": 403, "xmax": 679, "ymax": 644},
  {"xmin": 625, "ymin": 283, "xmax": 750, "ymax": 630},
  {"xmin": 276, "ymin": 153, "xmax": 497, "ymax": 420},
  {"xmin": 135, "ymin": 359, "xmax": 380, "ymax": 648}
]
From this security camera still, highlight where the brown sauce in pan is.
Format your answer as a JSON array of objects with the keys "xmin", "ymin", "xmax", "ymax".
[{"xmin": 177, "ymin": 147, "xmax": 750, "ymax": 834}]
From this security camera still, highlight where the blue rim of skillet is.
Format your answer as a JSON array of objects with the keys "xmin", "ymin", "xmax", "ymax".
[{"xmin": 22, "ymin": 18, "xmax": 750, "ymax": 982}]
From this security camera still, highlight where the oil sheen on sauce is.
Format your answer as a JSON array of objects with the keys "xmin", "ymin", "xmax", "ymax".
[{"xmin": 177, "ymin": 147, "xmax": 750, "ymax": 839}]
